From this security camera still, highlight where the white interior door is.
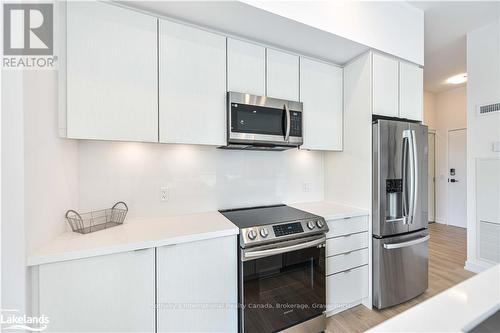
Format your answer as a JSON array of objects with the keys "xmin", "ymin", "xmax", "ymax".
[
  {"xmin": 448, "ymin": 129, "xmax": 467, "ymax": 228},
  {"xmin": 428, "ymin": 132, "xmax": 436, "ymax": 222}
]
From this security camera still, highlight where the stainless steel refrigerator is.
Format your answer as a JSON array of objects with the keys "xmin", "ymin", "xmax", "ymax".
[{"xmin": 372, "ymin": 119, "xmax": 429, "ymax": 309}]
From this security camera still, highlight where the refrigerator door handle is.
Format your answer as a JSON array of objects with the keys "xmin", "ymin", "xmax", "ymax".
[
  {"xmin": 402, "ymin": 130, "xmax": 411, "ymax": 224},
  {"xmin": 383, "ymin": 235, "xmax": 430, "ymax": 250},
  {"xmin": 410, "ymin": 130, "xmax": 418, "ymax": 224}
]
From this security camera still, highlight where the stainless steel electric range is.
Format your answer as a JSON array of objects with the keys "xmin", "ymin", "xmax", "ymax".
[{"xmin": 220, "ymin": 204, "xmax": 328, "ymax": 333}]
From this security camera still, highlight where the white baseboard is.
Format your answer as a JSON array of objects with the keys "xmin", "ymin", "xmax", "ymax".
[
  {"xmin": 435, "ymin": 218, "xmax": 446, "ymax": 224},
  {"xmin": 464, "ymin": 259, "xmax": 494, "ymax": 273}
]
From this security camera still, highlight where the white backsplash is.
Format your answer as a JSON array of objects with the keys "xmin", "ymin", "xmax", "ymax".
[{"xmin": 78, "ymin": 141, "xmax": 324, "ymax": 218}]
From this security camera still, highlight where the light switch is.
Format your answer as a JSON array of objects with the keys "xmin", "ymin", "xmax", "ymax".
[{"xmin": 493, "ymin": 141, "xmax": 500, "ymax": 152}]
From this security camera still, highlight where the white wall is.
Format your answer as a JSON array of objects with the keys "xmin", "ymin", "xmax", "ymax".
[
  {"xmin": 242, "ymin": 1, "xmax": 424, "ymax": 65},
  {"xmin": 423, "ymin": 91, "xmax": 436, "ymax": 130},
  {"xmin": 24, "ymin": 71, "xmax": 79, "ymax": 256},
  {"xmin": 78, "ymin": 142, "xmax": 324, "ymax": 218},
  {"xmin": 466, "ymin": 19, "xmax": 500, "ymax": 272},
  {"xmin": 1, "ymin": 71, "xmax": 26, "ymax": 313},
  {"xmin": 424, "ymin": 87, "xmax": 467, "ymax": 225}
]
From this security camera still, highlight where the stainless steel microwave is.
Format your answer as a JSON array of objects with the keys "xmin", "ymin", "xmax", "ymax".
[{"xmin": 222, "ymin": 92, "xmax": 303, "ymax": 151}]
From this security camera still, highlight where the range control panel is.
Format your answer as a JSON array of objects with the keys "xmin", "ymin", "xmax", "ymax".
[
  {"xmin": 273, "ymin": 222, "xmax": 304, "ymax": 237},
  {"xmin": 240, "ymin": 217, "xmax": 328, "ymax": 248}
]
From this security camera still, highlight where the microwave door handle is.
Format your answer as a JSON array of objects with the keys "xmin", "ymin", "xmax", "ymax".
[{"xmin": 284, "ymin": 104, "xmax": 291, "ymax": 142}]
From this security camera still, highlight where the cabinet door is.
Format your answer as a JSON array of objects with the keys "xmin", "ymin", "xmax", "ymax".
[
  {"xmin": 399, "ymin": 62, "xmax": 424, "ymax": 121},
  {"xmin": 227, "ymin": 38, "xmax": 266, "ymax": 96},
  {"xmin": 66, "ymin": 2, "xmax": 158, "ymax": 142},
  {"xmin": 266, "ymin": 48, "xmax": 300, "ymax": 101},
  {"xmin": 39, "ymin": 249, "xmax": 155, "ymax": 332},
  {"xmin": 159, "ymin": 20, "xmax": 226, "ymax": 145},
  {"xmin": 372, "ymin": 53, "xmax": 399, "ymax": 118},
  {"xmin": 300, "ymin": 58, "xmax": 343, "ymax": 150},
  {"xmin": 157, "ymin": 236, "xmax": 237, "ymax": 332}
]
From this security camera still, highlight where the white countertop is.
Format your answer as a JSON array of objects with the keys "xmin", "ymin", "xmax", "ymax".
[
  {"xmin": 368, "ymin": 264, "xmax": 500, "ymax": 332},
  {"xmin": 27, "ymin": 211, "xmax": 238, "ymax": 266},
  {"xmin": 289, "ymin": 201, "xmax": 369, "ymax": 220},
  {"xmin": 28, "ymin": 201, "xmax": 367, "ymax": 266}
]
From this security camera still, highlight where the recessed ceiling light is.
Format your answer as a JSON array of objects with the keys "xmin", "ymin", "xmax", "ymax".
[{"xmin": 446, "ymin": 73, "xmax": 467, "ymax": 85}]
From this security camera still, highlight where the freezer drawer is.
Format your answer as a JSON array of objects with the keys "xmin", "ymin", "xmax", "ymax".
[{"xmin": 373, "ymin": 229, "xmax": 429, "ymax": 309}]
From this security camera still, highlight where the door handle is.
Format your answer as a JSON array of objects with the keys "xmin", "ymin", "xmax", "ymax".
[
  {"xmin": 284, "ymin": 104, "xmax": 291, "ymax": 142},
  {"xmin": 410, "ymin": 130, "xmax": 419, "ymax": 224},
  {"xmin": 242, "ymin": 236, "xmax": 325, "ymax": 261},
  {"xmin": 449, "ymin": 179, "xmax": 459, "ymax": 183},
  {"xmin": 383, "ymin": 235, "xmax": 430, "ymax": 250}
]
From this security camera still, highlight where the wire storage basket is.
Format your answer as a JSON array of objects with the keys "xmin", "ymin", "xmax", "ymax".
[{"xmin": 66, "ymin": 202, "xmax": 128, "ymax": 234}]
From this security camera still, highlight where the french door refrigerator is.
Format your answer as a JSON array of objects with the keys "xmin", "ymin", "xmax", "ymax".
[{"xmin": 372, "ymin": 119, "xmax": 429, "ymax": 309}]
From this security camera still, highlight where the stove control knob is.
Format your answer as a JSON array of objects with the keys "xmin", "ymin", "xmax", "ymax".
[
  {"xmin": 307, "ymin": 221, "xmax": 315, "ymax": 230},
  {"xmin": 260, "ymin": 228, "xmax": 269, "ymax": 238},
  {"xmin": 316, "ymin": 220, "xmax": 324, "ymax": 228},
  {"xmin": 247, "ymin": 229, "xmax": 258, "ymax": 240}
]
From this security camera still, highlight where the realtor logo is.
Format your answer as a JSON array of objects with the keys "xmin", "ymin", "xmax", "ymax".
[{"xmin": 3, "ymin": 3, "xmax": 53, "ymax": 55}]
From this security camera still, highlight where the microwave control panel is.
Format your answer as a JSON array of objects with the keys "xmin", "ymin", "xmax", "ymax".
[{"xmin": 289, "ymin": 111, "xmax": 302, "ymax": 137}]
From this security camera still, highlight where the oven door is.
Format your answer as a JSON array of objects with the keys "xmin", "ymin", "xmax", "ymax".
[{"xmin": 239, "ymin": 235, "xmax": 326, "ymax": 333}]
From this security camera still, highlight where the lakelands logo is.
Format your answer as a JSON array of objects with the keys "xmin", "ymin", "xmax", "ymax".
[
  {"xmin": 1, "ymin": 309, "xmax": 50, "ymax": 331},
  {"xmin": 3, "ymin": 3, "xmax": 57, "ymax": 68}
]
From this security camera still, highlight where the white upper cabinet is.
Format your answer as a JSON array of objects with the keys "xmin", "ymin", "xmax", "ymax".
[
  {"xmin": 372, "ymin": 53, "xmax": 399, "ymax": 118},
  {"xmin": 300, "ymin": 58, "xmax": 343, "ymax": 151},
  {"xmin": 66, "ymin": 2, "xmax": 158, "ymax": 142},
  {"xmin": 227, "ymin": 38, "xmax": 266, "ymax": 96},
  {"xmin": 159, "ymin": 20, "xmax": 226, "ymax": 146},
  {"xmin": 399, "ymin": 61, "xmax": 424, "ymax": 121},
  {"xmin": 266, "ymin": 48, "xmax": 300, "ymax": 101}
]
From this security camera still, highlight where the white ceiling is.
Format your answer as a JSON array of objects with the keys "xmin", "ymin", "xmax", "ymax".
[
  {"xmin": 123, "ymin": 1, "xmax": 368, "ymax": 65},
  {"xmin": 409, "ymin": 1, "xmax": 500, "ymax": 93}
]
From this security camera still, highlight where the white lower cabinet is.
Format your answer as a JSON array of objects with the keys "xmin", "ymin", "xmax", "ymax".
[
  {"xmin": 326, "ymin": 248, "xmax": 369, "ymax": 275},
  {"xmin": 326, "ymin": 232, "xmax": 368, "ymax": 257},
  {"xmin": 38, "ymin": 249, "xmax": 155, "ymax": 332},
  {"xmin": 325, "ymin": 215, "xmax": 369, "ymax": 316},
  {"xmin": 156, "ymin": 236, "xmax": 238, "ymax": 332},
  {"xmin": 327, "ymin": 265, "xmax": 369, "ymax": 313}
]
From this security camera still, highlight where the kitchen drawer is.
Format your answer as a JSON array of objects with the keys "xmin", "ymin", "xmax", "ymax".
[
  {"xmin": 327, "ymin": 265, "xmax": 368, "ymax": 313},
  {"xmin": 326, "ymin": 248, "xmax": 368, "ymax": 275},
  {"xmin": 326, "ymin": 232, "xmax": 368, "ymax": 257},
  {"xmin": 326, "ymin": 215, "xmax": 368, "ymax": 238}
]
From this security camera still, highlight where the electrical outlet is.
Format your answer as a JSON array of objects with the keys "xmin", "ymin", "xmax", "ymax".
[
  {"xmin": 302, "ymin": 183, "xmax": 311, "ymax": 193},
  {"xmin": 160, "ymin": 187, "xmax": 169, "ymax": 202}
]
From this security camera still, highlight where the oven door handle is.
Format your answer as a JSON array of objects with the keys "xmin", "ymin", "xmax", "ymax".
[{"xmin": 242, "ymin": 236, "xmax": 326, "ymax": 261}]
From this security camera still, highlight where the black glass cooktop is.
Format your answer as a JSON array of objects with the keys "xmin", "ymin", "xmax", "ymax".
[{"xmin": 219, "ymin": 204, "xmax": 319, "ymax": 229}]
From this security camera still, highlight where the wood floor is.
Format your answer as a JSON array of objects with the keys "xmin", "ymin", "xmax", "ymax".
[{"xmin": 326, "ymin": 223, "xmax": 475, "ymax": 333}]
